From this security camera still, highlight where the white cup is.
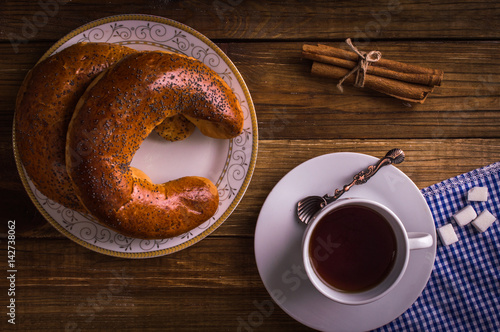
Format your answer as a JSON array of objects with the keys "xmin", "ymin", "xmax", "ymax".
[{"xmin": 302, "ymin": 197, "xmax": 433, "ymax": 305}]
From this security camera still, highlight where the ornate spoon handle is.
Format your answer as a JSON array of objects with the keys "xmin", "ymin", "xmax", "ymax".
[{"xmin": 322, "ymin": 148, "xmax": 405, "ymax": 205}]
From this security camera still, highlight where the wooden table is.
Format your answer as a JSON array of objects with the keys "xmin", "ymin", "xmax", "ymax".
[{"xmin": 1, "ymin": 1, "xmax": 499, "ymax": 330}]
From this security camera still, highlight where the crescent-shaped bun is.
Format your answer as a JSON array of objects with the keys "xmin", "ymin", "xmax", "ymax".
[
  {"xmin": 15, "ymin": 42, "xmax": 137, "ymax": 212},
  {"xmin": 66, "ymin": 51, "xmax": 244, "ymax": 239}
]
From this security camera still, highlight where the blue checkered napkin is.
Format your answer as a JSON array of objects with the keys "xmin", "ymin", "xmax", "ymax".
[{"xmin": 375, "ymin": 161, "xmax": 500, "ymax": 332}]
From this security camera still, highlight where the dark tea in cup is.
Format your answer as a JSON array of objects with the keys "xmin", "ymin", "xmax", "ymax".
[
  {"xmin": 308, "ymin": 205, "xmax": 397, "ymax": 292},
  {"xmin": 302, "ymin": 198, "xmax": 433, "ymax": 305}
]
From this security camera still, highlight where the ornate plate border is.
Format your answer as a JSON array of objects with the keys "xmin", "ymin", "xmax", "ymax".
[{"xmin": 12, "ymin": 14, "xmax": 258, "ymax": 258}]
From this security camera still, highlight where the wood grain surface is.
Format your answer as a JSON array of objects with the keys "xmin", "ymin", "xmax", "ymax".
[{"xmin": 0, "ymin": 0, "xmax": 499, "ymax": 331}]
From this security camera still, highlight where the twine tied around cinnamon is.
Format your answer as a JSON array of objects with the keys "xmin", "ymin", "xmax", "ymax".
[
  {"xmin": 301, "ymin": 41, "xmax": 443, "ymax": 103},
  {"xmin": 336, "ymin": 38, "xmax": 382, "ymax": 92}
]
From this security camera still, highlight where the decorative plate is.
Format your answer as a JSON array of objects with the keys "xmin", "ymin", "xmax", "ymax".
[{"xmin": 13, "ymin": 14, "xmax": 258, "ymax": 258}]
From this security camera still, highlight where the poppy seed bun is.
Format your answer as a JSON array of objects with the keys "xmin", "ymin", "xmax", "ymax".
[
  {"xmin": 15, "ymin": 42, "xmax": 137, "ymax": 211},
  {"xmin": 66, "ymin": 51, "xmax": 244, "ymax": 239}
]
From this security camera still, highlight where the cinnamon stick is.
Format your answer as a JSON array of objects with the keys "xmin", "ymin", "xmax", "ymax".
[
  {"xmin": 302, "ymin": 43, "xmax": 444, "ymax": 103},
  {"xmin": 303, "ymin": 44, "xmax": 443, "ymax": 86},
  {"xmin": 311, "ymin": 62, "xmax": 434, "ymax": 103},
  {"xmin": 302, "ymin": 47, "xmax": 442, "ymax": 87}
]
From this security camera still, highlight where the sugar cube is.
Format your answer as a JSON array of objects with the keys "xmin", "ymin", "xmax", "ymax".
[
  {"xmin": 438, "ymin": 223, "xmax": 459, "ymax": 246},
  {"xmin": 472, "ymin": 209, "xmax": 497, "ymax": 233},
  {"xmin": 468, "ymin": 186, "xmax": 489, "ymax": 202},
  {"xmin": 453, "ymin": 205, "xmax": 477, "ymax": 226}
]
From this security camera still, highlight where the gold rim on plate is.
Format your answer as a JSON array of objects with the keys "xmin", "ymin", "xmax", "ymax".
[{"xmin": 12, "ymin": 14, "xmax": 258, "ymax": 258}]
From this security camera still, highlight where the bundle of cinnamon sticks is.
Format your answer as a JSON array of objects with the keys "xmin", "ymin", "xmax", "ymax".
[{"xmin": 302, "ymin": 42, "xmax": 444, "ymax": 103}]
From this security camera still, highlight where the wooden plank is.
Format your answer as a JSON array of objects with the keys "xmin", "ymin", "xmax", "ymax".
[
  {"xmin": 1, "ymin": 0, "xmax": 499, "ymax": 44},
  {"xmin": 231, "ymin": 41, "xmax": 500, "ymax": 140},
  {"xmin": 4, "ymin": 138, "xmax": 499, "ymax": 239},
  {"xmin": 1, "ymin": 41, "xmax": 499, "ymax": 139},
  {"xmin": 2, "ymin": 237, "xmax": 313, "ymax": 331}
]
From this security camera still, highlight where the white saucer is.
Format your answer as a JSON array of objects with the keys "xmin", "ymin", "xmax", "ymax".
[{"xmin": 254, "ymin": 152, "xmax": 436, "ymax": 331}]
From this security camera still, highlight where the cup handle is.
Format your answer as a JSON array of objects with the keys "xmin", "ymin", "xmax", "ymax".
[{"xmin": 407, "ymin": 232, "xmax": 433, "ymax": 250}]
